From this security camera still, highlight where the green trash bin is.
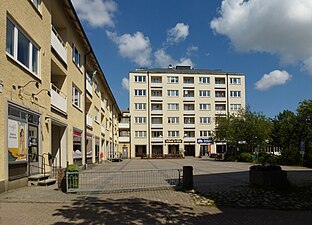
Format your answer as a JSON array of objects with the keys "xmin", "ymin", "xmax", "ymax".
[{"xmin": 66, "ymin": 164, "xmax": 80, "ymax": 189}]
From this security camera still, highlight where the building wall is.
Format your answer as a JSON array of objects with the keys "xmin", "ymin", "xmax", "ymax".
[
  {"xmin": 129, "ymin": 68, "xmax": 246, "ymax": 158},
  {"xmin": 0, "ymin": 0, "xmax": 120, "ymax": 192}
]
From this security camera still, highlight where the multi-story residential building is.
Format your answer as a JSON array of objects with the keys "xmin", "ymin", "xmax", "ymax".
[
  {"xmin": 129, "ymin": 66, "xmax": 245, "ymax": 158},
  {"xmin": 118, "ymin": 110, "xmax": 131, "ymax": 158},
  {"xmin": 0, "ymin": 0, "xmax": 120, "ymax": 192}
]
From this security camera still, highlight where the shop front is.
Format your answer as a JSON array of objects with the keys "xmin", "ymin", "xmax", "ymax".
[{"xmin": 7, "ymin": 104, "xmax": 40, "ymax": 180}]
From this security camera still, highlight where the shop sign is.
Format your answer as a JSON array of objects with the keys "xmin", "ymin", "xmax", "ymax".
[
  {"xmin": 165, "ymin": 139, "xmax": 182, "ymax": 143},
  {"xmin": 197, "ymin": 138, "xmax": 212, "ymax": 144}
]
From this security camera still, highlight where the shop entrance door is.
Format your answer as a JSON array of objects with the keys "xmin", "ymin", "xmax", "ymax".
[{"xmin": 28, "ymin": 125, "xmax": 39, "ymax": 175}]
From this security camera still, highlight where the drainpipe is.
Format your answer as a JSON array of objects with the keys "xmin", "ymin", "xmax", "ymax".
[
  {"xmin": 147, "ymin": 71, "xmax": 151, "ymax": 157},
  {"xmin": 84, "ymin": 51, "xmax": 91, "ymax": 168}
]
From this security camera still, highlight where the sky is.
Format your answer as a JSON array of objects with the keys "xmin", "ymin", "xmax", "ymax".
[{"xmin": 71, "ymin": 0, "xmax": 312, "ymax": 118}]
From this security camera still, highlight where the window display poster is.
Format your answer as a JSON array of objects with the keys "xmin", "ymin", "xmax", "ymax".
[{"xmin": 8, "ymin": 119, "xmax": 27, "ymax": 161}]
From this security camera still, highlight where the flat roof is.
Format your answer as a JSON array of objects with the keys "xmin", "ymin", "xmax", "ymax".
[{"xmin": 130, "ymin": 68, "xmax": 244, "ymax": 76}]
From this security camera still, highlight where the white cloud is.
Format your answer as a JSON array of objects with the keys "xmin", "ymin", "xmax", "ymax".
[
  {"xmin": 167, "ymin": 23, "xmax": 189, "ymax": 44},
  {"xmin": 255, "ymin": 70, "xmax": 292, "ymax": 91},
  {"xmin": 154, "ymin": 49, "xmax": 194, "ymax": 68},
  {"xmin": 72, "ymin": 0, "xmax": 117, "ymax": 27},
  {"xmin": 121, "ymin": 77, "xmax": 129, "ymax": 90},
  {"xmin": 210, "ymin": 0, "xmax": 312, "ymax": 75},
  {"xmin": 106, "ymin": 31, "xmax": 152, "ymax": 66},
  {"xmin": 187, "ymin": 45, "xmax": 198, "ymax": 56}
]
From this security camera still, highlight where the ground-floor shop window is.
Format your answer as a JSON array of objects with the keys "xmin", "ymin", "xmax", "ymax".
[{"xmin": 73, "ymin": 131, "xmax": 82, "ymax": 165}]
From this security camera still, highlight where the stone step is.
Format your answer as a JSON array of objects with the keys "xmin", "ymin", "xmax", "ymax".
[
  {"xmin": 28, "ymin": 173, "xmax": 50, "ymax": 181},
  {"xmin": 37, "ymin": 178, "xmax": 57, "ymax": 186}
]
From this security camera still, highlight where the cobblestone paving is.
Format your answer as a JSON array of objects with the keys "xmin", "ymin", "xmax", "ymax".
[{"xmin": 1, "ymin": 159, "xmax": 312, "ymax": 224}]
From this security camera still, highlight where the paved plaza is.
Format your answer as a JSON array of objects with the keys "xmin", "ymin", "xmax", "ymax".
[{"xmin": 0, "ymin": 158, "xmax": 312, "ymax": 224}]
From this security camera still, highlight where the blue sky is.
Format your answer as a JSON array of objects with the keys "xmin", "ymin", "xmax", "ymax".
[{"xmin": 72, "ymin": 0, "xmax": 312, "ymax": 118}]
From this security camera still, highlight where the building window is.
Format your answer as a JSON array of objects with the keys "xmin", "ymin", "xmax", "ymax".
[
  {"xmin": 135, "ymin": 117, "xmax": 146, "ymax": 124},
  {"xmin": 72, "ymin": 85, "xmax": 81, "ymax": 108},
  {"xmin": 31, "ymin": 0, "xmax": 41, "ymax": 10},
  {"xmin": 167, "ymin": 90, "xmax": 179, "ymax": 97},
  {"xmin": 199, "ymin": 90, "xmax": 210, "ymax": 97},
  {"xmin": 151, "ymin": 90, "xmax": 162, "ymax": 97},
  {"xmin": 94, "ymin": 107, "xmax": 99, "ymax": 123},
  {"xmin": 168, "ymin": 117, "xmax": 179, "ymax": 124},
  {"xmin": 184, "ymin": 104, "xmax": 195, "ymax": 111},
  {"xmin": 151, "ymin": 117, "xmax": 162, "ymax": 124},
  {"xmin": 184, "ymin": 117, "xmax": 195, "ymax": 124},
  {"xmin": 230, "ymin": 91, "xmax": 241, "ymax": 97},
  {"xmin": 134, "ymin": 103, "xmax": 146, "ymax": 110},
  {"xmin": 184, "ymin": 77, "xmax": 194, "ymax": 84},
  {"xmin": 135, "ymin": 131, "xmax": 147, "ymax": 138},
  {"xmin": 134, "ymin": 89, "xmax": 146, "ymax": 96},
  {"xmin": 199, "ymin": 104, "xmax": 211, "ymax": 110},
  {"xmin": 199, "ymin": 77, "xmax": 210, "ymax": 84},
  {"xmin": 6, "ymin": 18, "xmax": 39, "ymax": 76},
  {"xmin": 230, "ymin": 78, "xmax": 241, "ymax": 84},
  {"xmin": 200, "ymin": 117, "xmax": 211, "ymax": 124},
  {"xmin": 167, "ymin": 76, "xmax": 179, "ymax": 83},
  {"xmin": 168, "ymin": 103, "xmax": 179, "ymax": 111},
  {"xmin": 72, "ymin": 45, "xmax": 81, "ymax": 67},
  {"xmin": 200, "ymin": 130, "xmax": 212, "ymax": 137},
  {"xmin": 168, "ymin": 131, "xmax": 179, "ymax": 137},
  {"xmin": 230, "ymin": 104, "xmax": 242, "ymax": 111},
  {"xmin": 152, "ymin": 131, "xmax": 163, "ymax": 138},
  {"xmin": 151, "ymin": 77, "xmax": 162, "ymax": 83},
  {"xmin": 134, "ymin": 75, "xmax": 146, "ymax": 82},
  {"xmin": 151, "ymin": 104, "xmax": 162, "ymax": 111}
]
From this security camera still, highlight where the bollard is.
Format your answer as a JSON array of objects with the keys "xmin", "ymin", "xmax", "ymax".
[{"xmin": 183, "ymin": 166, "xmax": 193, "ymax": 189}]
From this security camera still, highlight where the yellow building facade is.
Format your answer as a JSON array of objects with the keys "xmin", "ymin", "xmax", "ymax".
[{"xmin": 0, "ymin": 0, "xmax": 120, "ymax": 192}]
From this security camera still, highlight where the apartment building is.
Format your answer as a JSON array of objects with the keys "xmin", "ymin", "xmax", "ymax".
[
  {"xmin": 118, "ymin": 110, "xmax": 131, "ymax": 158},
  {"xmin": 0, "ymin": 0, "xmax": 120, "ymax": 192},
  {"xmin": 129, "ymin": 66, "xmax": 245, "ymax": 158}
]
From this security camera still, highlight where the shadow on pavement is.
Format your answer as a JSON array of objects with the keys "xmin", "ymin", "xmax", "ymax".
[{"xmin": 52, "ymin": 196, "xmax": 213, "ymax": 225}]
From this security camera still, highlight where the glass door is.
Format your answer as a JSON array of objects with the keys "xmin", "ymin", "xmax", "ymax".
[{"xmin": 28, "ymin": 125, "xmax": 39, "ymax": 175}]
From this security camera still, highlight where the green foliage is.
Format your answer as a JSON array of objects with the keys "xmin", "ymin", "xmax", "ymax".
[
  {"xmin": 66, "ymin": 164, "xmax": 80, "ymax": 172},
  {"xmin": 239, "ymin": 152, "xmax": 253, "ymax": 162}
]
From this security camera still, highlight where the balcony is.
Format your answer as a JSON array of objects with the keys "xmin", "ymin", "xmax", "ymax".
[
  {"xmin": 184, "ymin": 123, "xmax": 195, "ymax": 129},
  {"xmin": 215, "ymin": 83, "xmax": 226, "ymax": 89},
  {"xmin": 101, "ymin": 125, "xmax": 105, "ymax": 134},
  {"xmin": 51, "ymin": 26, "xmax": 67, "ymax": 64},
  {"xmin": 101, "ymin": 100, "xmax": 105, "ymax": 110},
  {"xmin": 183, "ymin": 83, "xmax": 195, "ymax": 88},
  {"xmin": 216, "ymin": 110, "xmax": 227, "ymax": 115},
  {"xmin": 183, "ymin": 96, "xmax": 195, "ymax": 101},
  {"xmin": 119, "ymin": 136, "xmax": 130, "ymax": 142},
  {"xmin": 151, "ymin": 96, "xmax": 163, "ymax": 101},
  {"xmin": 184, "ymin": 110, "xmax": 195, "ymax": 115},
  {"xmin": 86, "ymin": 77, "xmax": 92, "ymax": 95},
  {"xmin": 51, "ymin": 84, "xmax": 67, "ymax": 114},
  {"xmin": 151, "ymin": 137, "xmax": 163, "ymax": 142},
  {"xmin": 151, "ymin": 123, "xmax": 163, "ymax": 129},
  {"xmin": 86, "ymin": 114, "xmax": 93, "ymax": 128},
  {"xmin": 184, "ymin": 137, "xmax": 196, "ymax": 142},
  {"xmin": 151, "ymin": 82, "xmax": 163, "ymax": 88},
  {"xmin": 215, "ymin": 97, "xmax": 226, "ymax": 102},
  {"xmin": 119, "ymin": 123, "xmax": 130, "ymax": 129},
  {"xmin": 151, "ymin": 110, "xmax": 163, "ymax": 115}
]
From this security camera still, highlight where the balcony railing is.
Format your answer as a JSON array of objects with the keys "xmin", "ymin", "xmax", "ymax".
[
  {"xmin": 151, "ymin": 123, "xmax": 163, "ymax": 129},
  {"xmin": 119, "ymin": 136, "xmax": 130, "ymax": 142},
  {"xmin": 51, "ymin": 26, "xmax": 67, "ymax": 64},
  {"xmin": 51, "ymin": 84, "xmax": 67, "ymax": 114},
  {"xmin": 215, "ymin": 97, "xmax": 226, "ymax": 102},
  {"xmin": 183, "ymin": 96, "xmax": 195, "ymax": 101},
  {"xmin": 150, "ymin": 82, "xmax": 163, "ymax": 88},
  {"xmin": 184, "ymin": 137, "xmax": 196, "ymax": 142},
  {"xmin": 151, "ymin": 96, "xmax": 163, "ymax": 101},
  {"xmin": 101, "ymin": 126, "xmax": 105, "ymax": 134},
  {"xmin": 151, "ymin": 110, "xmax": 163, "ymax": 115},
  {"xmin": 86, "ymin": 76, "xmax": 92, "ymax": 95},
  {"xmin": 215, "ymin": 83, "xmax": 226, "ymax": 89},
  {"xmin": 86, "ymin": 114, "xmax": 93, "ymax": 128},
  {"xmin": 183, "ymin": 83, "xmax": 195, "ymax": 88},
  {"xmin": 151, "ymin": 137, "xmax": 163, "ymax": 142},
  {"xmin": 119, "ymin": 123, "xmax": 130, "ymax": 129},
  {"xmin": 184, "ymin": 110, "xmax": 195, "ymax": 115},
  {"xmin": 184, "ymin": 123, "xmax": 196, "ymax": 128},
  {"xmin": 216, "ymin": 110, "xmax": 227, "ymax": 115}
]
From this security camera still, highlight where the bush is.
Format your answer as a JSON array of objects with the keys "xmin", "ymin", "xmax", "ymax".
[
  {"xmin": 249, "ymin": 164, "xmax": 282, "ymax": 171},
  {"xmin": 239, "ymin": 152, "xmax": 253, "ymax": 162},
  {"xmin": 66, "ymin": 164, "xmax": 80, "ymax": 172}
]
